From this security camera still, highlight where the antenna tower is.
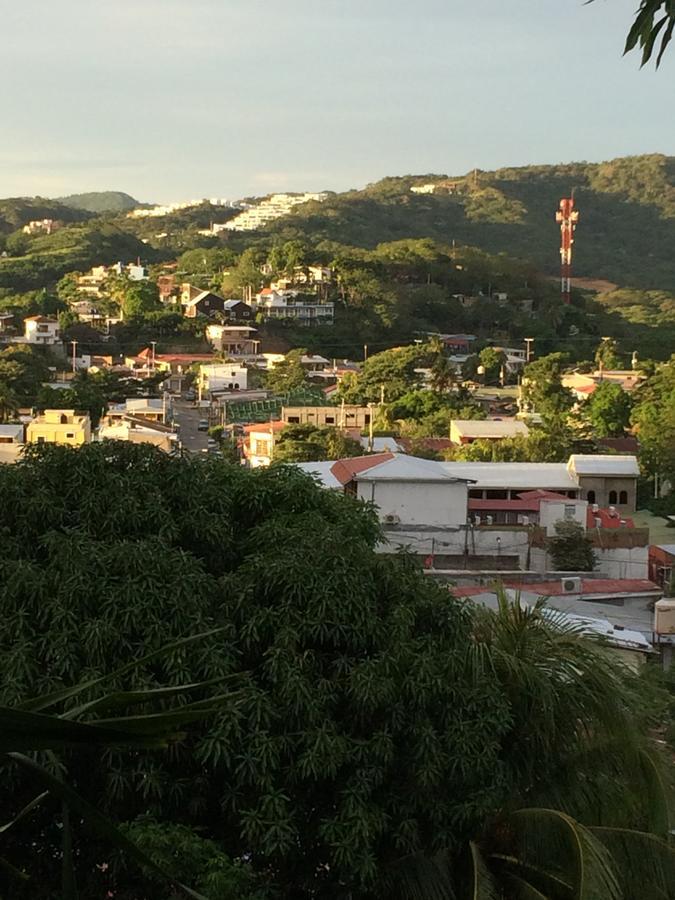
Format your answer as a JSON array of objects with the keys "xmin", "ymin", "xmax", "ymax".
[{"xmin": 556, "ymin": 197, "xmax": 579, "ymax": 305}]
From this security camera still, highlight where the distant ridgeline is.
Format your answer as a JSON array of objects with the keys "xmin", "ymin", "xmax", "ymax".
[{"xmin": 262, "ymin": 154, "xmax": 675, "ymax": 291}]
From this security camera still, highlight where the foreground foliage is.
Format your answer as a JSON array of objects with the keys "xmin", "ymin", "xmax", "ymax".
[{"xmin": 0, "ymin": 444, "xmax": 672, "ymax": 898}]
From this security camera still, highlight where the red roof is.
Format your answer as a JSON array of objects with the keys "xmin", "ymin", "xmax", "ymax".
[
  {"xmin": 259, "ymin": 288, "xmax": 273, "ymax": 295},
  {"xmin": 453, "ymin": 579, "xmax": 660, "ymax": 598},
  {"xmin": 330, "ymin": 453, "xmax": 394, "ymax": 486},
  {"xmin": 517, "ymin": 490, "xmax": 571, "ymax": 501},
  {"xmin": 157, "ymin": 354, "xmax": 214, "ymax": 363}
]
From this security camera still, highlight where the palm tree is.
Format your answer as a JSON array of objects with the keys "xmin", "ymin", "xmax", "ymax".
[
  {"xmin": 389, "ymin": 586, "xmax": 675, "ymax": 899},
  {"xmin": 1, "ymin": 629, "xmax": 229, "ymax": 900},
  {"xmin": 430, "ymin": 355, "xmax": 456, "ymax": 395}
]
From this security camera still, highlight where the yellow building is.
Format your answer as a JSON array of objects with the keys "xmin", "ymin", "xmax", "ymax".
[{"xmin": 26, "ymin": 409, "xmax": 92, "ymax": 446}]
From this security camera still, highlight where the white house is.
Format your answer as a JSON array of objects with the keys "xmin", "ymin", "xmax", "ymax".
[
  {"xmin": 24, "ymin": 316, "xmax": 60, "ymax": 345},
  {"xmin": 198, "ymin": 363, "xmax": 248, "ymax": 394},
  {"xmin": 254, "ymin": 289, "xmax": 335, "ymax": 325}
]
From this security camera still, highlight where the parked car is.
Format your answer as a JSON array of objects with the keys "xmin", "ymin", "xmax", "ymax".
[
  {"xmin": 197, "ymin": 419, "xmax": 209, "ymax": 432},
  {"xmin": 185, "ymin": 390, "xmax": 196, "ymax": 401},
  {"xmin": 207, "ymin": 438, "xmax": 217, "ymax": 449}
]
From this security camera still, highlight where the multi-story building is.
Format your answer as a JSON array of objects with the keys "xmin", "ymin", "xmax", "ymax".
[
  {"xmin": 198, "ymin": 363, "xmax": 248, "ymax": 394},
  {"xmin": 24, "ymin": 316, "xmax": 60, "ymax": 345},
  {"xmin": 254, "ymin": 289, "xmax": 334, "ymax": 325},
  {"xmin": 224, "ymin": 193, "xmax": 329, "ymax": 232},
  {"xmin": 27, "ymin": 410, "xmax": 91, "ymax": 446},
  {"xmin": 205, "ymin": 324, "xmax": 258, "ymax": 355}
]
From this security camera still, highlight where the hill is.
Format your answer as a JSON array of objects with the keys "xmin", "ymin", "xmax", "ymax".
[
  {"xmin": 264, "ymin": 154, "xmax": 675, "ymax": 291},
  {"xmin": 58, "ymin": 191, "xmax": 142, "ymax": 214},
  {"xmin": 0, "ymin": 198, "xmax": 92, "ymax": 235},
  {"xmin": 0, "ymin": 222, "xmax": 159, "ymax": 291}
]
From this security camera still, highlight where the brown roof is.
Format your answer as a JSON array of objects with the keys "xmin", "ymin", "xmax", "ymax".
[{"xmin": 330, "ymin": 453, "xmax": 394, "ymax": 486}]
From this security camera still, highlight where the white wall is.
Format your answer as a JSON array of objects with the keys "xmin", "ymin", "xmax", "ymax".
[
  {"xmin": 379, "ymin": 527, "xmax": 531, "ymax": 567},
  {"xmin": 357, "ymin": 480, "xmax": 468, "ymax": 527},
  {"xmin": 539, "ymin": 499, "xmax": 587, "ymax": 536}
]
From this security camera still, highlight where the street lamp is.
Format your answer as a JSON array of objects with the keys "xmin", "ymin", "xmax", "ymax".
[
  {"xmin": 150, "ymin": 341, "xmax": 157, "ymax": 374},
  {"xmin": 70, "ymin": 340, "xmax": 78, "ymax": 375}
]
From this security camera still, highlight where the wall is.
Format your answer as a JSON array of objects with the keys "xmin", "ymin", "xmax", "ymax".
[
  {"xmin": 577, "ymin": 475, "xmax": 636, "ymax": 513},
  {"xmin": 539, "ymin": 499, "xmax": 587, "ymax": 535},
  {"xmin": 357, "ymin": 480, "xmax": 468, "ymax": 528},
  {"xmin": 379, "ymin": 525, "xmax": 531, "ymax": 568}
]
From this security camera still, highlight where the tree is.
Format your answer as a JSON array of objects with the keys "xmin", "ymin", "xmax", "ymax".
[
  {"xmin": 548, "ymin": 519, "xmax": 596, "ymax": 571},
  {"xmin": 109, "ymin": 278, "xmax": 162, "ymax": 320},
  {"xmin": 631, "ymin": 355, "xmax": 675, "ymax": 483},
  {"xmin": 273, "ymin": 423, "xmax": 363, "ymax": 462},
  {"xmin": 589, "ymin": 0, "xmax": 675, "ymax": 68},
  {"xmin": 0, "ymin": 380, "xmax": 19, "ymax": 423},
  {"xmin": 595, "ymin": 337, "xmax": 622, "ymax": 371},
  {"xmin": 5, "ymin": 231, "xmax": 31, "ymax": 257},
  {"xmin": 264, "ymin": 349, "xmax": 308, "ymax": 395},
  {"xmin": 392, "ymin": 587, "xmax": 675, "ymax": 899},
  {"xmin": 478, "ymin": 346, "xmax": 506, "ymax": 384},
  {"xmin": 338, "ymin": 344, "xmax": 426, "ymax": 404},
  {"xmin": 586, "ymin": 381, "xmax": 633, "ymax": 437},
  {"xmin": 521, "ymin": 352, "xmax": 574, "ymax": 420},
  {"xmin": 429, "ymin": 354, "xmax": 455, "ymax": 395}
]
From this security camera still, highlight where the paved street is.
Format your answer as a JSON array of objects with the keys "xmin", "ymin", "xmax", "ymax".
[{"xmin": 172, "ymin": 399, "xmax": 210, "ymax": 455}]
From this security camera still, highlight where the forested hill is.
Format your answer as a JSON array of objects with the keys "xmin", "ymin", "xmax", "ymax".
[
  {"xmin": 58, "ymin": 191, "xmax": 141, "ymax": 214},
  {"xmin": 268, "ymin": 154, "xmax": 675, "ymax": 291},
  {"xmin": 0, "ymin": 198, "xmax": 92, "ymax": 234}
]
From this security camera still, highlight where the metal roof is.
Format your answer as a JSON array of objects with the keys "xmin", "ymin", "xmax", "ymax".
[
  {"xmin": 442, "ymin": 462, "xmax": 577, "ymax": 490},
  {"xmin": 568, "ymin": 454, "xmax": 640, "ymax": 477}
]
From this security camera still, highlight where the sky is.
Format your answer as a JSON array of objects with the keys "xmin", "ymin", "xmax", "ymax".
[{"xmin": 1, "ymin": 0, "xmax": 673, "ymax": 202}]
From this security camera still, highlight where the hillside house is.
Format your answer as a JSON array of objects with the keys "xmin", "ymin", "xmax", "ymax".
[
  {"xmin": 254, "ymin": 289, "xmax": 335, "ymax": 325},
  {"xmin": 450, "ymin": 418, "xmax": 529, "ymax": 445},
  {"xmin": 205, "ymin": 324, "xmax": 258, "ymax": 355},
  {"xmin": 24, "ymin": 316, "xmax": 60, "ymax": 345}
]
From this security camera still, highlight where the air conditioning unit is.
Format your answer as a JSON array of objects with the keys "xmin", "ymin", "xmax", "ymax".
[
  {"xmin": 519, "ymin": 515, "xmax": 530, "ymax": 526},
  {"xmin": 485, "ymin": 515, "xmax": 493, "ymax": 526},
  {"xmin": 561, "ymin": 576, "xmax": 582, "ymax": 594},
  {"xmin": 383, "ymin": 513, "xmax": 400, "ymax": 525}
]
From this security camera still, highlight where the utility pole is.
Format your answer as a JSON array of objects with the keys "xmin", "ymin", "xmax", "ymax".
[
  {"xmin": 70, "ymin": 341, "xmax": 77, "ymax": 375},
  {"xmin": 524, "ymin": 337, "xmax": 534, "ymax": 364},
  {"xmin": 363, "ymin": 344, "xmax": 368, "ymax": 362},
  {"xmin": 151, "ymin": 341, "xmax": 157, "ymax": 374},
  {"xmin": 367, "ymin": 403, "xmax": 375, "ymax": 453}
]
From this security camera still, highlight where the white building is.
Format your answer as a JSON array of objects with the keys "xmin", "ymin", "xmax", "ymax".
[
  {"xmin": 198, "ymin": 363, "xmax": 248, "ymax": 394},
  {"xmin": 254, "ymin": 289, "xmax": 334, "ymax": 325},
  {"xmin": 24, "ymin": 316, "xmax": 60, "ymax": 345},
  {"xmin": 0, "ymin": 423, "xmax": 24, "ymax": 464},
  {"xmin": 224, "ymin": 193, "xmax": 329, "ymax": 232}
]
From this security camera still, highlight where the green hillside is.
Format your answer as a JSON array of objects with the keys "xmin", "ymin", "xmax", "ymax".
[
  {"xmin": 0, "ymin": 197, "xmax": 92, "ymax": 234},
  {"xmin": 265, "ymin": 154, "xmax": 675, "ymax": 291},
  {"xmin": 58, "ymin": 191, "xmax": 142, "ymax": 214}
]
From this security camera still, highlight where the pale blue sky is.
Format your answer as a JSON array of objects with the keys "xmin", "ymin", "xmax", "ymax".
[{"xmin": 1, "ymin": 0, "xmax": 672, "ymax": 202}]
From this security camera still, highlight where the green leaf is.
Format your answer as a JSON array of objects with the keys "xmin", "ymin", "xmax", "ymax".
[
  {"xmin": 6, "ymin": 753, "xmax": 209, "ymax": 900},
  {"xmin": 18, "ymin": 627, "xmax": 228, "ymax": 713}
]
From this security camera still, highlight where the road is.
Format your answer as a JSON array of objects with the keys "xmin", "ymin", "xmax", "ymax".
[{"xmin": 172, "ymin": 399, "xmax": 210, "ymax": 455}]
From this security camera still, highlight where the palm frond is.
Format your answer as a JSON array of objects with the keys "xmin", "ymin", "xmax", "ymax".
[
  {"xmin": 6, "ymin": 752, "xmax": 209, "ymax": 900},
  {"xmin": 590, "ymin": 826, "xmax": 675, "ymax": 900},
  {"xmin": 511, "ymin": 808, "xmax": 622, "ymax": 900}
]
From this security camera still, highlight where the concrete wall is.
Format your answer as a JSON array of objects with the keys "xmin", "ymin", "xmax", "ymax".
[
  {"xmin": 380, "ymin": 525, "xmax": 531, "ymax": 569},
  {"xmin": 357, "ymin": 480, "xmax": 468, "ymax": 528},
  {"xmin": 577, "ymin": 475, "xmax": 636, "ymax": 513}
]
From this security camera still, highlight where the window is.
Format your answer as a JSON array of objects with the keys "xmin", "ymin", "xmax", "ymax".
[
  {"xmin": 65, "ymin": 433, "xmax": 75, "ymax": 439},
  {"xmin": 469, "ymin": 489, "xmax": 484, "ymax": 499},
  {"xmin": 587, "ymin": 490, "xmax": 596, "ymax": 504},
  {"xmin": 254, "ymin": 439, "xmax": 270, "ymax": 457},
  {"xmin": 619, "ymin": 490, "xmax": 628, "ymax": 505},
  {"xmin": 60, "ymin": 414, "xmax": 68, "ymax": 424},
  {"xmin": 486, "ymin": 490, "xmax": 508, "ymax": 500},
  {"xmin": 364, "ymin": 415, "xmax": 371, "ymax": 425},
  {"xmin": 325, "ymin": 416, "xmax": 335, "ymax": 424},
  {"xmin": 608, "ymin": 490, "xmax": 618, "ymax": 505},
  {"xmin": 37, "ymin": 436, "xmax": 45, "ymax": 444},
  {"xmin": 287, "ymin": 416, "xmax": 300, "ymax": 424}
]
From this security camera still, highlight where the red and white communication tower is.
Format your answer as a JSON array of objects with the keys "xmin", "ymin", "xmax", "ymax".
[{"xmin": 556, "ymin": 197, "xmax": 579, "ymax": 305}]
